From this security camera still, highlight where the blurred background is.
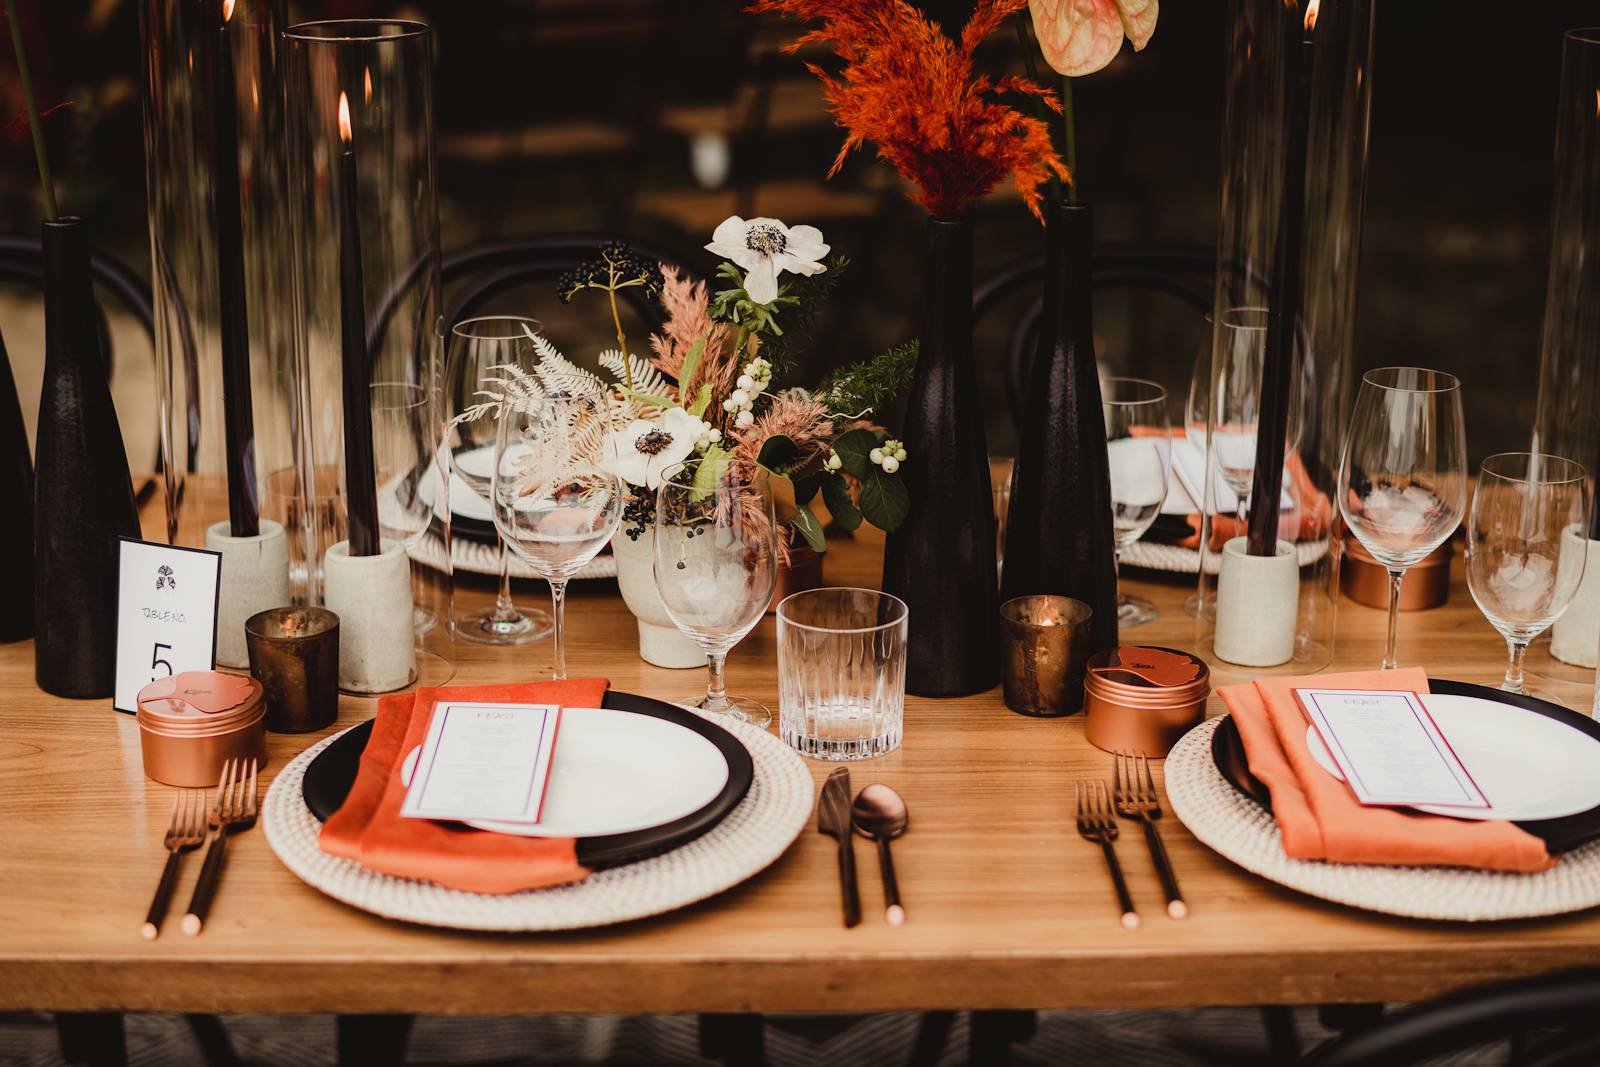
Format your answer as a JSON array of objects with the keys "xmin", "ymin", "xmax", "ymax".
[{"xmin": 0, "ymin": 0, "xmax": 1590, "ymax": 467}]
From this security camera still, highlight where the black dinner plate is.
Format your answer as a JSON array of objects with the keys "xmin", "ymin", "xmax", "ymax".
[
  {"xmin": 1210, "ymin": 678, "xmax": 1600, "ymax": 854},
  {"xmin": 302, "ymin": 690, "xmax": 754, "ymax": 870}
]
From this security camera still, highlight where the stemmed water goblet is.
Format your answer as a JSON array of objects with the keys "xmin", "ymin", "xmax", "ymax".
[
  {"xmin": 447, "ymin": 316, "xmax": 553, "ymax": 645},
  {"xmin": 1339, "ymin": 368, "xmax": 1469, "ymax": 670},
  {"xmin": 1465, "ymin": 452, "xmax": 1589, "ymax": 695},
  {"xmin": 1104, "ymin": 377, "xmax": 1172, "ymax": 627},
  {"xmin": 492, "ymin": 395, "xmax": 622, "ymax": 680},
  {"xmin": 653, "ymin": 458, "xmax": 779, "ymax": 728},
  {"xmin": 1186, "ymin": 308, "xmax": 1268, "ymax": 528}
]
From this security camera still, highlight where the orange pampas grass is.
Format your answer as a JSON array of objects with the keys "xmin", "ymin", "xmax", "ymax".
[{"xmin": 750, "ymin": 0, "xmax": 1068, "ymax": 222}]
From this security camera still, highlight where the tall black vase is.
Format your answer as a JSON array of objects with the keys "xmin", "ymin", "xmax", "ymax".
[
  {"xmin": 1001, "ymin": 201, "xmax": 1118, "ymax": 660},
  {"xmin": 0, "ymin": 323, "xmax": 32, "ymax": 642},
  {"xmin": 34, "ymin": 217, "xmax": 139, "ymax": 698},
  {"xmin": 881, "ymin": 215, "xmax": 1000, "ymax": 697}
]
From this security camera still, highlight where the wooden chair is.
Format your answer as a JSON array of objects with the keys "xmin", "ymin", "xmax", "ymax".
[{"xmin": 969, "ymin": 241, "xmax": 1215, "ymax": 427}]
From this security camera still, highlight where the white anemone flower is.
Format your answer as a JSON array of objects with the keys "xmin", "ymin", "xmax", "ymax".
[
  {"xmin": 705, "ymin": 216, "xmax": 829, "ymax": 305},
  {"xmin": 600, "ymin": 406, "xmax": 704, "ymax": 490}
]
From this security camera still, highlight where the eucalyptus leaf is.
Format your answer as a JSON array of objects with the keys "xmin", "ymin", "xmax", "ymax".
[
  {"xmin": 857, "ymin": 468, "xmax": 909, "ymax": 532},
  {"xmin": 790, "ymin": 504, "xmax": 828, "ymax": 554},
  {"xmin": 679, "ymin": 336, "xmax": 706, "ymax": 395},
  {"xmin": 687, "ymin": 383, "xmax": 712, "ymax": 419},
  {"xmin": 756, "ymin": 433, "xmax": 801, "ymax": 472},
  {"xmin": 831, "ymin": 427, "xmax": 881, "ymax": 480},
  {"xmin": 793, "ymin": 474, "xmax": 821, "ymax": 506},
  {"xmin": 821, "ymin": 473, "xmax": 862, "ymax": 531}
]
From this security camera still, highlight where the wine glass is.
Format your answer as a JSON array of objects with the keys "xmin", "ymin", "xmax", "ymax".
[
  {"xmin": 447, "ymin": 316, "xmax": 553, "ymax": 645},
  {"xmin": 1465, "ymin": 452, "xmax": 1589, "ymax": 694},
  {"xmin": 1103, "ymin": 377, "xmax": 1172, "ymax": 627},
  {"xmin": 1186, "ymin": 307, "xmax": 1268, "ymax": 528},
  {"xmin": 492, "ymin": 395, "xmax": 622, "ymax": 680},
  {"xmin": 653, "ymin": 458, "xmax": 779, "ymax": 728},
  {"xmin": 1339, "ymin": 367, "xmax": 1469, "ymax": 670}
]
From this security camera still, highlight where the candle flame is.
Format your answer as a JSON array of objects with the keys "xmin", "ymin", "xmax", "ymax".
[
  {"xmin": 364, "ymin": 67, "xmax": 372, "ymax": 104},
  {"xmin": 1595, "ymin": 88, "xmax": 1599, "ymax": 117},
  {"xmin": 338, "ymin": 92, "xmax": 352, "ymax": 143},
  {"xmin": 1304, "ymin": 0, "xmax": 1319, "ymax": 32},
  {"xmin": 222, "ymin": 0, "xmax": 234, "ymax": 22}
]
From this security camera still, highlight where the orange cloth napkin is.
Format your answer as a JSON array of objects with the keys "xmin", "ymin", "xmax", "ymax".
[
  {"xmin": 319, "ymin": 678, "xmax": 609, "ymax": 893},
  {"xmin": 1130, "ymin": 428, "xmax": 1333, "ymax": 551},
  {"xmin": 1219, "ymin": 667, "xmax": 1554, "ymax": 872}
]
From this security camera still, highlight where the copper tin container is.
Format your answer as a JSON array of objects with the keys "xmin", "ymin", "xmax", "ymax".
[
  {"xmin": 1342, "ymin": 536, "xmax": 1452, "ymax": 611},
  {"xmin": 136, "ymin": 671, "xmax": 267, "ymax": 787},
  {"xmin": 1084, "ymin": 646, "xmax": 1210, "ymax": 757}
]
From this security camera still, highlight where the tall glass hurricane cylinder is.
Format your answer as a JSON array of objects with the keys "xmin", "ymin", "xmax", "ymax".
[
  {"xmin": 139, "ymin": 0, "xmax": 294, "ymax": 552},
  {"xmin": 283, "ymin": 19, "xmax": 453, "ymax": 688},
  {"xmin": 1197, "ymin": 0, "xmax": 1375, "ymax": 675},
  {"xmin": 1529, "ymin": 30, "xmax": 1600, "ymax": 688}
]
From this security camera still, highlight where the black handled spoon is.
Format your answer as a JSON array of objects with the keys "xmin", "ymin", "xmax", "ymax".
[{"xmin": 853, "ymin": 783, "xmax": 909, "ymax": 926}]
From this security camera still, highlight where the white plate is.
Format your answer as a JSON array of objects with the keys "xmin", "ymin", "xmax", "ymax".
[
  {"xmin": 1305, "ymin": 692, "xmax": 1600, "ymax": 821},
  {"xmin": 398, "ymin": 707, "xmax": 730, "ymax": 838},
  {"xmin": 421, "ymin": 443, "xmax": 496, "ymax": 524}
]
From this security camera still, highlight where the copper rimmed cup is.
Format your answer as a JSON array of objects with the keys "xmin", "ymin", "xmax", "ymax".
[{"xmin": 245, "ymin": 607, "xmax": 340, "ymax": 733}]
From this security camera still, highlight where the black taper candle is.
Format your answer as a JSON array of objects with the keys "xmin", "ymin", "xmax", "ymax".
[
  {"xmin": 1246, "ymin": 2, "xmax": 1314, "ymax": 557},
  {"xmin": 337, "ymin": 91, "xmax": 379, "ymax": 557},
  {"xmin": 213, "ymin": 0, "xmax": 258, "ymax": 537}
]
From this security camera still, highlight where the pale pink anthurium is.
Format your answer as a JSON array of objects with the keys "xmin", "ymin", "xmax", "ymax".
[{"xmin": 1028, "ymin": 0, "xmax": 1158, "ymax": 78}]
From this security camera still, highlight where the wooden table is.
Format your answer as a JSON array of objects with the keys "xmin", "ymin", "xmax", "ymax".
[{"xmin": 4, "ymin": 508, "xmax": 1599, "ymax": 1018}]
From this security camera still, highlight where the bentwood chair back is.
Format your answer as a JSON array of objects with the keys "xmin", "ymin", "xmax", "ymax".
[{"xmin": 1301, "ymin": 969, "xmax": 1600, "ymax": 1067}]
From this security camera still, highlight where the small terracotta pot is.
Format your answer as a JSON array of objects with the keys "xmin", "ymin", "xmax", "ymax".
[{"xmin": 767, "ymin": 543, "xmax": 824, "ymax": 614}]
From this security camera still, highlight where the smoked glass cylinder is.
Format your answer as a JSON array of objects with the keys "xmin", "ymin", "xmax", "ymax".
[
  {"xmin": 1530, "ymin": 29, "xmax": 1600, "ymax": 687},
  {"xmin": 1196, "ymin": 0, "xmax": 1373, "ymax": 676},
  {"xmin": 1533, "ymin": 31, "xmax": 1600, "ymax": 517},
  {"xmin": 283, "ymin": 19, "xmax": 453, "ymax": 690},
  {"xmin": 139, "ymin": 0, "xmax": 296, "ymax": 552}
]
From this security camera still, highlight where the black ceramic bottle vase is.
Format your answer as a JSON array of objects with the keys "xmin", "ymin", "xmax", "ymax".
[
  {"xmin": 33, "ymin": 217, "xmax": 140, "ymax": 697},
  {"xmin": 0, "ymin": 323, "xmax": 32, "ymax": 642},
  {"xmin": 881, "ymin": 215, "xmax": 1001, "ymax": 696},
  {"xmin": 1000, "ymin": 201, "xmax": 1118, "ymax": 657}
]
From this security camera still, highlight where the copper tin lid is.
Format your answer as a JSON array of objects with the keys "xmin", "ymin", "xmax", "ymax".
[
  {"xmin": 137, "ymin": 671, "xmax": 265, "ymax": 736},
  {"xmin": 1084, "ymin": 646, "xmax": 1210, "ymax": 757},
  {"xmin": 1085, "ymin": 646, "xmax": 1210, "ymax": 703}
]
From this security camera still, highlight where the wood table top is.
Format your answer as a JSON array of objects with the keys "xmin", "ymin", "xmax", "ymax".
[{"xmin": 4, "ymin": 500, "xmax": 1599, "ymax": 1016}]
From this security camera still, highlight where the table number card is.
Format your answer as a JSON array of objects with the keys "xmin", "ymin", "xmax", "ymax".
[
  {"xmin": 1294, "ymin": 688, "xmax": 1489, "ymax": 809},
  {"xmin": 113, "ymin": 538, "xmax": 222, "ymax": 713},
  {"xmin": 402, "ymin": 702, "xmax": 563, "ymax": 824}
]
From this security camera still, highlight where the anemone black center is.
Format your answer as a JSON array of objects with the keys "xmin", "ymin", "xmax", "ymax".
[
  {"xmin": 745, "ymin": 223, "xmax": 786, "ymax": 256},
  {"xmin": 636, "ymin": 429, "xmax": 673, "ymax": 455}
]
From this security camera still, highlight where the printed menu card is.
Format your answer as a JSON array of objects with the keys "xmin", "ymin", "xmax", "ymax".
[
  {"xmin": 1294, "ymin": 688, "xmax": 1489, "ymax": 810},
  {"xmin": 401, "ymin": 701, "xmax": 563, "ymax": 824}
]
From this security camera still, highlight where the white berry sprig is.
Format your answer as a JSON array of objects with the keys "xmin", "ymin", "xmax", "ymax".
[
  {"xmin": 722, "ymin": 356, "xmax": 774, "ymax": 428},
  {"xmin": 869, "ymin": 438, "xmax": 907, "ymax": 474}
]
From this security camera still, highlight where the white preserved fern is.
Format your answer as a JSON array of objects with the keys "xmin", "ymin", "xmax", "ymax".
[
  {"xmin": 528, "ymin": 331, "xmax": 605, "ymax": 398},
  {"xmin": 599, "ymin": 349, "xmax": 675, "ymax": 404}
]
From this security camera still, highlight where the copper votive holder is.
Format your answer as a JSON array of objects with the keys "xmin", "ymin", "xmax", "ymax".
[
  {"xmin": 245, "ymin": 607, "xmax": 340, "ymax": 734},
  {"xmin": 1342, "ymin": 536, "xmax": 1452, "ymax": 611},
  {"xmin": 999, "ymin": 596, "xmax": 1093, "ymax": 717},
  {"xmin": 1084, "ymin": 646, "xmax": 1210, "ymax": 757}
]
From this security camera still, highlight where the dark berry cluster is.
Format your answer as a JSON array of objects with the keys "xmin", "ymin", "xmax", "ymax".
[
  {"xmin": 621, "ymin": 493, "xmax": 657, "ymax": 540},
  {"xmin": 557, "ymin": 242, "xmax": 665, "ymax": 304}
]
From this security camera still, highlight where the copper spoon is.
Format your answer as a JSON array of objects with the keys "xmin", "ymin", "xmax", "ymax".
[{"xmin": 853, "ymin": 784, "xmax": 909, "ymax": 926}]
